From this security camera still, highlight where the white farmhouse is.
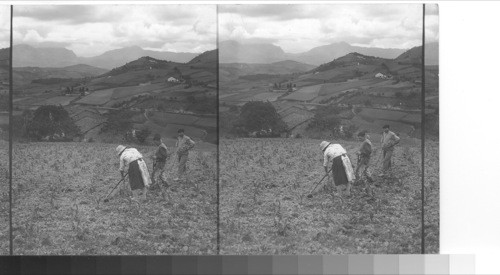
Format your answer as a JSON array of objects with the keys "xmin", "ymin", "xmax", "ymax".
[
  {"xmin": 375, "ymin": 72, "xmax": 387, "ymax": 79},
  {"xmin": 167, "ymin": 77, "xmax": 180, "ymax": 83}
]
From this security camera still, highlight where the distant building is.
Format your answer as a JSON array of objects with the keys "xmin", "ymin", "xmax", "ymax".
[
  {"xmin": 167, "ymin": 77, "xmax": 180, "ymax": 83},
  {"xmin": 375, "ymin": 73, "xmax": 388, "ymax": 79}
]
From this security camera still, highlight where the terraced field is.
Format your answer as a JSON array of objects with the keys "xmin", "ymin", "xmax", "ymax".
[{"xmin": 76, "ymin": 89, "xmax": 115, "ymax": 105}]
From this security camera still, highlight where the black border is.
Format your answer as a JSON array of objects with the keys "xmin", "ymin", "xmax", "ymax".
[
  {"xmin": 215, "ymin": 4, "xmax": 220, "ymax": 256},
  {"xmin": 421, "ymin": 3, "xmax": 426, "ymax": 254},
  {"xmin": 8, "ymin": 4, "xmax": 13, "ymax": 256}
]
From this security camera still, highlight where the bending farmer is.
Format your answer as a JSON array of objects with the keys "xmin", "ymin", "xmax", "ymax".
[
  {"xmin": 320, "ymin": 141, "xmax": 355, "ymax": 198},
  {"xmin": 116, "ymin": 145, "xmax": 151, "ymax": 203}
]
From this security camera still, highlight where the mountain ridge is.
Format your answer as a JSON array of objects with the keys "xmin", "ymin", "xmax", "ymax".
[{"xmin": 12, "ymin": 44, "xmax": 201, "ymax": 69}]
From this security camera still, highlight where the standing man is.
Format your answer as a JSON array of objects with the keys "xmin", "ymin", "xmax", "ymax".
[
  {"xmin": 355, "ymin": 131, "xmax": 373, "ymax": 182},
  {"xmin": 356, "ymin": 131, "xmax": 374, "ymax": 196},
  {"xmin": 151, "ymin": 134, "xmax": 169, "ymax": 187},
  {"xmin": 174, "ymin": 129, "xmax": 195, "ymax": 181},
  {"xmin": 379, "ymin": 125, "xmax": 400, "ymax": 177},
  {"xmin": 320, "ymin": 141, "xmax": 354, "ymax": 198},
  {"xmin": 116, "ymin": 145, "xmax": 151, "ymax": 203}
]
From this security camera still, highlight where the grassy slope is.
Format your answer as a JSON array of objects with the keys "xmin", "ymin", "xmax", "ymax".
[
  {"xmin": 424, "ymin": 141, "xmax": 439, "ymax": 253},
  {"xmin": 0, "ymin": 141, "xmax": 8, "ymax": 254},
  {"xmin": 220, "ymin": 138, "xmax": 422, "ymax": 254},
  {"xmin": 12, "ymin": 142, "xmax": 217, "ymax": 255}
]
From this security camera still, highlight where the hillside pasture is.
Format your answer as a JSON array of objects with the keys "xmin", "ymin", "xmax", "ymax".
[
  {"xmin": 149, "ymin": 112, "xmax": 201, "ymax": 126},
  {"xmin": 340, "ymin": 94, "xmax": 420, "ymax": 109},
  {"xmin": 186, "ymin": 71, "xmax": 215, "ymax": 84},
  {"xmin": 111, "ymin": 83, "xmax": 166, "ymax": 100},
  {"xmin": 220, "ymin": 138, "xmax": 422, "ymax": 254},
  {"xmin": 219, "ymin": 90, "xmax": 263, "ymax": 103},
  {"xmin": 140, "ymin": 121, "xmax": 210, "ymax": 143},
  {"xmin": 246, "ymin": 92, "xmax": 284, "ymax": 102},
  {"xmin": 318, "ymin": 79, "xmax": 384, "ymax": 97},
  {"xmin": 281, "ymin": 112, "xmax": 314, "ymax": 130},
  {"xmin": 12, "ymin": 142, "xmax": 217, "ymax": 255},
  {"xmin": 358, "ymin": 108, "xmax": 410, "ymax": 122},
  {"xmin": 76, "ymin": 88, "xmax": 115, "ymax": 105},
  {"xmin": 36, "ymin": 95, "xmax": 79, "ymax": 106},
  {"xmin": 283, "ymin": 84, "xmax": 323, "ymax": 101},
  {"xmin": 193, "ymin": 118, "xmax": 217, "ymax": 128},
  {"xmin": 351, "ymin": 116, "xmax": 416, "ymax": 140},
  {"xmin": 90, "ymin": 69, "xmax": 169, "ymax": 88},
  {"xmin": 146, "ymin": 112, "xmax": 216, "ymax": 135}
]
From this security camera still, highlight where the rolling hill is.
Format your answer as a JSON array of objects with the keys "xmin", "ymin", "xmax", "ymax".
[
  {"xmin": 289, "ymin": 41, "xmax": 406, "ymax": 66},
  {"xmin": 188, "ymin": 49, "xmax": 217, "ymax": 71},
  {"xmin": 219, "ymin": 40, "xmax": 408, "ymax": 65},
  {"xmin": 95, "ymin": 50, "xmax": 216, "ymax": 89}
]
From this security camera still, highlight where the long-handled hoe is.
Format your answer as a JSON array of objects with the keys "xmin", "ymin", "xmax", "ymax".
[
  {"xmin": 306, "ymin": 166, "xmax": 334, "ymax": 199},
  {"xmin": 101, "ymin": 172, "xmax": 129, "ymax": 203}
]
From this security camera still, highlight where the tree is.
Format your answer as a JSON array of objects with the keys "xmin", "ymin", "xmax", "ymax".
[
  {"xmin": 135, "ymin": 128, "xmax": 151, "ymax": 144},
  {"xmin": 102, "ymin": 110, "xmax": 135, "ymax": 134},
  {"xmin": 342, "ymin": 123, "xmax": 359, "ymax": 139},
  {"xmin": 238, "ymin": 101, "xmax": 287, "ymax": 135},
  {"xmin": 26, "ymin": 105, "xmax": 80, "ymax": 141}
]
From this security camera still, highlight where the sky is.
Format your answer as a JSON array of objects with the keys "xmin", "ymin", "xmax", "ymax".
[
  {"xmin": 13, "ymin": 5, "xmax": 216, "ymax": 57},
  {"xmin": 425, "ymin": 4, "xmax": 439, "ymax": 44},
  {"xmin": 220, "ymin": 4, "xmax": 437, "ymax": 53},
  {"xmin": 0, "ymin": 6, "xmax": 9, "ymax": 49}
]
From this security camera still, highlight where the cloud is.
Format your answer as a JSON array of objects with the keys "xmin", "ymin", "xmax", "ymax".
[
  {"xmin": 0, "ymin": 6, "xmax": 10, "ymax": 49},
  {"xmin": 220, "ymin": 4, "xmax": 425, "ymax": 53},
  {"xmin": 13, "ymin": 5, "xmax": 216, "ymax": 56},
  {"xmin": 425, "ymin": 5, "xmax": 439, "ymax": 43}
]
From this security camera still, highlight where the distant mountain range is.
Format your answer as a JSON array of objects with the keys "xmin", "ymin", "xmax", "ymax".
[
  {"xmin": 12, "ymin": 44, "xmax": 199, "ymax": 69},
  {"xmin": 13, "ymin": 64, "xmax": 108, "ymax": 85},
  {"xmin": 219, "ymin": 40, "xmax": 431, "ymax": 65}
]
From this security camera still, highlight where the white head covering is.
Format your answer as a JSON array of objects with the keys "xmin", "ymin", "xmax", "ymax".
[
  {"xmin": 116, "ymin": 145, "xmax": 126, "ymax": 156},
  {"xmin": 320, "ymin": 141, "xmax": 331, "ymax": 151}
]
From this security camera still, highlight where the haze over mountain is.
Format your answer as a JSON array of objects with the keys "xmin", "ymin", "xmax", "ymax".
[
  {"xmin": 12, "ymin": 44, "xmax": 199, "ymax": 69},
  {"xmin": 219, "ymin": 40, "xmax": 409, "ymax": 65},
  {"xmin": 424, "ymin": 42, "xmax": 439, "ymax": 66}
]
